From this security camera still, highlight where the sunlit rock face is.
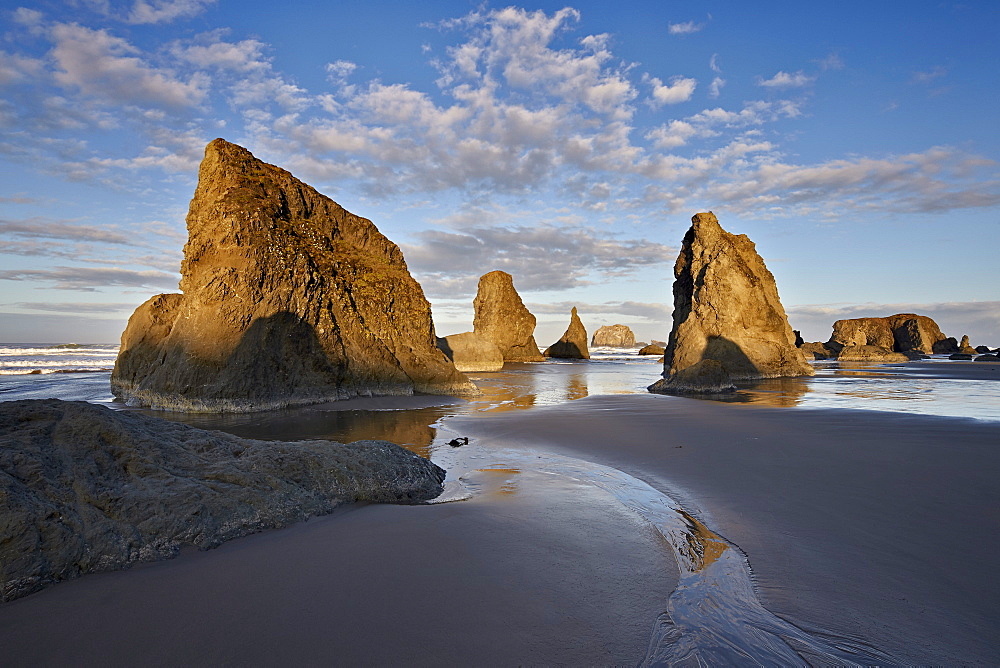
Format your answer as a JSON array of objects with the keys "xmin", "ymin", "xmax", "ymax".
[
  {"xmin": 544, "ymin": 307, "xmax": 590, "ymax": 359},
  {"xmin": 826, "ymin": 313, "xmax": 951, "ymax": 356},
  {"xmin": 472, "ymin": 270, "xmax": 545, "ymax": 362},
  {"xmin": 591, "ymin": 324, "xmax": 635, "ymax": 348},
  {"xmin": 649, "ymin": 212, "xmax": 813, "ymax": 394},
  {"xmin": 112, "ymin": 139, "xmax": 475, "ymax": 412},
  {"xmin": 437, "ymin": 331, "xmax": 504, "ymax": 372}
]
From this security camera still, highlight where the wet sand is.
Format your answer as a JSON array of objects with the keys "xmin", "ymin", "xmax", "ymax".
[
  {"xmin": 2, "ymin": 358, "xmax": 998, "ymax": 664},
  {"xmin": 0, "ymin": 453, "xmax": 676, "ymax": 666},
  {"xmin": 448, "ymin": 389, "xmax": 1000, "ymax": 664}
]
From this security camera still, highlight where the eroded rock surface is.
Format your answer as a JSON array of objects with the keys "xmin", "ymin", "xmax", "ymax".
[
  {"xmin": 827, "ymin": 314, "xmax": 951, "ymax": 356},
  {"xmin": 0, "ymin": 399, "xmax": 445, "ymax": 602},
  {"xmin": 544, "ymin": 307, "xmax": 590, "ymax": 359},
  {"xmin": 591, "ymin": 324, "xmax": 636, "ymax": 348},
  {"xmin": 112, "ymin": 139, "xmax": 474, "ymax": 412},
  {"xmin": 437, "ymin": 332, "xmax": 504, "ymax": 372},
  {"xmin": 836, "ymin": 345, "xmax": 910, "ymax": 362},
  {"xmin": 472, "ymin": 271, "xmax": 545, "ymax": 362},
  {"xmin": 649, "ymin": 212, "xmax": 813, "ymax": 395}
]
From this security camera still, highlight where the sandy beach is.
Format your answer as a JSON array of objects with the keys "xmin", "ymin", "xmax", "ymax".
[{"xmin": 1, "ymin": 359, "xmax": 998, "ymax": 664}]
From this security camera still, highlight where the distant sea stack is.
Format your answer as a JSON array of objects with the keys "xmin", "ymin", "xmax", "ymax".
[
  {"xmin": 472, "ymin": 271, "xmax": 545, "ymax": 362},
  {"xmin": 649, "ymin": 212, "xmax": 813, "ymax": 394},
  {"xmin": 825, "ymin": 313, "xmax": 957, "ymax": 360},
  {"xmin": 112, "ymin": 139, "xmax": 476, "ymax": 412},
  {"xmin": 591, "ymin": 324, "xmax": 635, "ymax": 348},
  {"xmin": 544, "ymin": 307, "xmax": 590, "ymax": 359}
]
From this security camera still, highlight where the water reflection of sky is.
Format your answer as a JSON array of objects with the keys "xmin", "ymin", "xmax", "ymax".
[{"xmin": 719, "ymin": 359, "xmax": 1000, "ymax": 421}]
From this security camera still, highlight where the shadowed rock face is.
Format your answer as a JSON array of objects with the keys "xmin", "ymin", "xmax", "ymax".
[
  {"xmin": 591, "ymin": 324, "xmax": 635, "ymax": 348},
  {"xmin": 650, "ymin": 212, "xmax": 813, "ymax": 394},
  {"xmin": 112, "ymin": 139, "xmax": 475, "ymax": 412},
  {"xmin": 0, "ymin": 399, "xmax": 445, "ymax": 602},
  {"xmin": 472, "ymin": 271, "xmax": 545, "ymax": 362},
  {"xmin": 544, "ymin": 307, "xmax": 590, "ymax": 359},
  {"xmin": 436, "ymin": 332, "xmax": 504, "ymax": 372}
]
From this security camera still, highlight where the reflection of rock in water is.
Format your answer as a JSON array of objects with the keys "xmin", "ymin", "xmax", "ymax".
[
  {"xmin": 137, "ymin": 405, "xmax": 445, "ymax": 459},
  {"xmin": 674, "ymin": 509, "xmax": 728, "ymax": 572},
  {"xmin": 566, "ymin": 375, "xmax": 589, "ymax": 401}
]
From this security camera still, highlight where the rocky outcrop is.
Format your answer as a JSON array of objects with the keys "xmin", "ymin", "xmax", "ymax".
[
  {"xmin": 827, "ymin": 314, "xmax": 952, "ymax": 356},
  {"xmin": 958, "ymin": 335, "xmax": 978, "ymax": 355},
  {"xmin": 437, "ymin": 332, "xmax": 504, "ymax": 372},
  {"xmin": 472, "ymin": 271, "xmax": 545, "ymax": 362},
  {"xmin": 112, "ymin": 139, "xmax": 475, "ymax": 412},
  {"xmin": 934, "ymin": 337, "xmax": 960, "ymax": 354},
  {"xmin": 835, "ymin": 345, "xmax": 909, "ymax": 362},
  {"xmin": 649, "ymin": 212, "xmax": 813, "ymax": 394},
  {"xmin": 591, "ymin": 324, "xmax": 636, "ymax": 348},
  {"xmin": 543, "ymin": 307, "xmax": 590, "ymax": 359},
  {"xmin": 0, "ymin": 399, "xmax": 445, "ymax": 602},
  {"xmin": 800, "ymin": 342, "xmax": 833, "ymax": 360},
  {"xmin": 638, "ymin": 344, "xmax": 666, "ymax": 356}
]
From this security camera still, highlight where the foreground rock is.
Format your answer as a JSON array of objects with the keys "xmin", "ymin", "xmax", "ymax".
[
  {"xmin": 437, "ymin": 332, "xmax": 504, "ymax": 372},
  {"xmin": 0, "ymin": 399, "xmax": 445, "ymax": 602},
  {"xmin": 650, "ymin": 212, "xmax": 813, "ymax": 395},
  {"xmin": 112, "ymin": 139, "xmax": 475, "ymax": 412},
  {"xmin": 544, "ymin": 307, "xmax": 590, "ymax": 359},
  {"xmin": 591, "ymin": 324, "xmax": 636, "ymax": 348},
  {"xmin": 472, "ymin": 271, "xmax": 545, "ymax": 362},
  {"xmin": 826, "ymin": 314, "xmax": 954, "ymax": 357}
]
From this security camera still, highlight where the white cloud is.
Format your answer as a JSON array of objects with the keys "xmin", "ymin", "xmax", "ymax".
[
  {"xmin": 0, "ymin": 217, "xmax": 134, "ymax": 244},
  {"xmin": 528, "ymin": 300, "xmax": 670, "ymax": 321},
  {"xmin": 0, "ymin": 266, "xmax": 179, "ymax": 291},
  {"xmin": 0, "ymin": 51, "xmax": 43, "ymax": 85},
  {"xmin": 709, "ymin": 53, "xmax": 721, "ymax": 73},
  {"xmin": 402, "ymin": 223, "xmax": 675, "ymax": 296},
  {"xmin": 50, "ymin": 23, "xmax": 207, "ymax": 108},
  {"xmin": 175, "ymin": 35, "xmax": 268, "ymax": 72},
  {"xmin": 911, "ymin": 66, "xmax": 947, "ymax": 84},
  {"xmin": 646, "ymin": 75, "xmax": 697, "ymax": 106},
  {"xmin": 818, "ymin": 53, "xmax": 844, "ymax": 71},
  {"xmin": 668, "ymin": 21, "xmax": 704, "ymax": 35},
  {"xmin": 709, "ymin": 76, "xmax": 725, "ymax": 98},
  {"xmin": 756, "ymin": 70, "xmax": 815, "ymax": 88},
  {"xmin": 125, "ymin": 0, "xmax": 216, "ymax": 24}
]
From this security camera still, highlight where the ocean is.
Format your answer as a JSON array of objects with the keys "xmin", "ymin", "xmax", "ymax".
[{"xmin": 2, "ymin": 342, "xmax": 997, "ymax": 422}]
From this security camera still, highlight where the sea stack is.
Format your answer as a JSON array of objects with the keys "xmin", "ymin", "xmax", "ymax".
[
  {"xmin": 112, "ymin": 139, "xmax": 476, "ymax": 412},
  {"xmin": 826, "ymin": 314, "xmax": 954, "ymax": 357},
  {"xmin": 472, "ymin": 271, "xmax": 545, "ymax": 362},
  {"xmin": 544, "ymin": 307, "xmax": 590, "ymax": 359},
  {"xmin": 649, "ymin": 212, "xmax": 813, "ymax": 394},
  {"xmin": 591, "ymin": 324, "xmax": 636, "ymax": 348}
]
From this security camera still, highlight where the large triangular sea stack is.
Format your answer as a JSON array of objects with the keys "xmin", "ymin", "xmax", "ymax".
[
  {"xmin": 112, "ymin": 139, "xmax": 475, "ymax": 412},
  {"xmin": 472, "ymin": 270, "xmax": 545, "ymax": 362},
  {"xmin": 649, "ymin": 212, "xmax": 813, "ymax": 394}
]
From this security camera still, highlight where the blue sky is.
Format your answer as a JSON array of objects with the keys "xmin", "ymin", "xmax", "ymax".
[{"xmin": 1, "ymin": 0, "xmax": 998, "ymax": 345}]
